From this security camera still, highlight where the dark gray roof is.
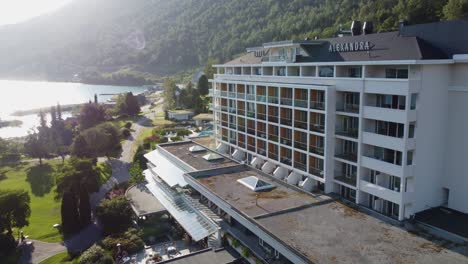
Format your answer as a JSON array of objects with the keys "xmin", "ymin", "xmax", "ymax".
[
  {"xmin": 300, "ymin": 31, "xmax": 447, "ymax": 62},
  {"xmin": 162, "ymin": 248, "xmax": 240, "ymax": 264}
]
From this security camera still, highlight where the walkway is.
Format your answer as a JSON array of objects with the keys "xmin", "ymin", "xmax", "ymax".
[{"xmin": 19, "ymin": 240, "xmax": 66, "ymax": 264}]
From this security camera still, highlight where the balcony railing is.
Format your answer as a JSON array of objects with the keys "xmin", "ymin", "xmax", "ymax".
[
  {"xmin": 280, "ymin": 98, "xmax": 293, "ymax": 106},
  {"xmin": 335, "ymin": 173, "xmax": 357, "ymax": 186},
  {"xmin": 238, "ymin": 141, "xmax": 246, "ymax": 148},
  {"xmin": 257, "ymin": 147, "xmax": 266, "ymax": 156},
  {"xmin": 237, "ymin": 93, "xmax": 245, "ymax": 99},
  {"xmin": 310, "ymin": 146, "xmax": 324, "ymax": 155},
  {"xmin": 364, "ymin": 154, "xmax": 402, "ymax": 166},
  {"xmin": 261, "ymin": 55, "xmax": 295, "ymax": 63},
  {"xmin": 246, "ymin": 94, "xmax": 256, "ymax": 101},
  {"xmin": 268, "ymin": 96, "xmax": 279, "ymax": 104},
  {"xmin": 294, "ymin": 161, "xmax": 307, "ymax": 172},
  {"xmin": 309, "ymin": 167, "xmax": 324, "ymax": 178},
  {"xmin": 222, "ymin": 135, "xmax": 228, "ymax": 141},
  {"xmin": 310, "ymin": 101, "xmax": 325, "ymax": 110},
  {"xmin": 238, "ymin": 125, "xmax": 246, "ymax": 132},
  {"xmin": 336, "ymin": 129, "xmax": 359, "ymax": 139},
  {"xmin": 228, "ymin": 92, "xmax": 236, "ymax": 98},
  {"xmin": 256, "ymin": 95, "xmax": 267, "ymax": 102},
  {"xmin": 294, "ymin": 99, "xmax": 308, "ymax": 108},
  {"xmin": 268, "ymin": 134, "xmax": 278, "ymax": 142},
  {"xmin": 257, "ymin": 131, "xmax": 267, "ymax": 139},
  {"xmin": 294, "ymin": 141, "xmax": 307, "ymax": 151},
  {"xmin": 268, "ymin": 115, "xmax": 278, "ymax": 123},
  {"xmin": 237, "ymin": 109, "xmax": 245, "ymax": 116},
  {"xmin": 229, "ymin": 137, "xmax": 237, "ymax": 144},
  {"xmin": 281, "ymin": 118, "xmax": 292, "ymax": 126},
  {"xmin": 280, "ymin": 156, "xmax": 292, "ymax": 166},
  {"xmin": 269, "ymin": 152, "xmax": 278, "ymax": 160},
  {"xmin": 229, "ymin": 123, "xmax": 237, "ymax": 129},
  {"xmin": 280, "ymin": 137, "xmax": 292, "ymax": 146},
  {"xmin": 221, "ymin": 106, "xmax": 228, "ymax": 112},
  {"xmin": 247, "ymin": 128, "xmax": 256, "ymax": 135},
  {"xmin": 337, "ymin": 103, "xmax": 360, "ymax": 113},
  {"xmin": 221, "ymin": 91, "xmax": 228, "ymax": 97},
  {"xmin": 310, "ymin": 123, "xmax": 325, "ymax": 133},
  {"xmin": 246, "ymin": 111, "xmax": 255, "ymax": 118},
  {"xmin": 228, "ymin": 107, "xmax": 236, "ymax": 113},
  {"xmin": 247, "ymin": 144, "xmax": 256, "ymax": 152},
  {"xmin": 335, "ymin": 152, "xmax": 358, "ymax": 162},
  {"xmin": 257, "ymin": 113, "xmax": 267, "ymax": 121},
  {"xmin": 294, "ymin": 119, "xmax": 308, "ymax": 130},
  {"xmin": 221, "ymin": 121, "xmax": 228, "ymax": 127}
]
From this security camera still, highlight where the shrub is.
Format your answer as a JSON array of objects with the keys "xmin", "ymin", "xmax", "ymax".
[
  {"xmin": 79, "ymin": 245, "xmax": 113, "ymax": 264},
  {"xmin": 176, "ymin": 129, "xmax": 191, "ymax": 137},
  {"xmin": 122, "ymin": 128, "xmax": 131, "ymax": 138},
  {"xmin": 96, "ymin": 196, "xmax": 133, "ymax": 235},
  {"xmin": 241, "ymin": 246, "xmax": 250, "ymax": 258},
  {"xmin": 124, "ymin": 122, "xmax": 132, "ymax": 129},
  {"xmin": 102, "ymin": 228, "xmax": 144, "ymax": 255},
  {"xmin": 170, "ymin": 136, "xmax": 182, "ymax": 142},
  {"xmin": 231, "ymin": 238, "xmax": 240, "ymax": 248}
]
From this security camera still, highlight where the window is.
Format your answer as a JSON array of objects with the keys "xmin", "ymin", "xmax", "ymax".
[
  {"xmin": 409, "ymin": 122, "xmax": 415, "ymax": 138},
  {"xmin": 407, "ymin": 150, "xmax": 414, "ymax": 165},
  {"xmin": 348, "ymin": 67, "xmax": 362, "ymax": 78},
  {"xmin": 276, "ymin": 67, "xmax": 286, "ymax": 76},
  {"xmin": 319, "ymin": 66, "xmax": 334, "ymax": 77},
  {"xmin": 410, "ymin": 94, "xmax": 417, "ymax": 110},
  {"xmin": 375, "ymin": 94, "xmax": 406, "ymax": 110},
  {"xmin": 385, "ymin": 68, "xmax": 408, "ymax": 79},
  {"xmin": 254, "ymin": 68, "xmax": 262, "ymax": 75}
]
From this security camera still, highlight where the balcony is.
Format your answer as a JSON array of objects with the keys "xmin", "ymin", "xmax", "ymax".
[
  {"xmin": 237, "ymin": 93, "xmax": 245, "ymax": 100},
  {"xmin": 237, "ymin": 109, "xmax": 245, "ymax": 116},
  {"xmin": 361, "ymin": 156, "xmax": 403, "ymax": 177},
  {"xmin": 362, "ymin": 132, "xmax": 405, "ymax": 151},
  {"xmin": 222, "ymin": 135, "xmax": 228, "ymax": 141},
  {"xmin": 228, "ymin": 92, "xmax": 236, "ymax": 98},
  {"xmin": 294, "ymin": 119, "xmax": 308, "ymax": 130},
  {"xmin": 310, "ymin": 101, "xmax": 325, "ymax": 110},
  {"xmin": 269, "ymin": 152, "xmax": 279, "ymax": 161},
  {"xmin": 360, "ymin": 180, "xmax": 402, "ymax": 204},
  {"xmin": 221, "ymin": 106, "xmax": 228, "ymax": 112},
  {"xmin": 336, "ymin": 129, "xmax": 358, "ymax": 139},
  {"xmin": 238, "ymin": 125, "xmax": 246, "ymax": 132},
  {"xmin": 363, "ymin": 106, "xmax": 407, "ymax": 123},
  {"xmin": 294, "ymin": 161, "xmax": 307, "ymax": 172},
  {"xmin": 229, "ymin": 123, "xmax": 237, "ymax": 130},
  {"xmin": 246, "ymin": 94, "xmax": 256, "ymax": 101},
  {"xmin": 257, "ymin": 113, "xmax": 267, "ymax": 121},
  {"xmin": 335, "ymin": 152, "xmax": 358, "ymax": 163},
  {"xmin": 337, "ymin": 103, "xmax": 359, "ymax": 114},
  {"xmin": 221, "ymin": 91, "xmax": 228, "ymax": 97},
  {"xmin": 310, "ymin": 146, "xmax": 324, "ymax": 156},
  {"xmin": 280, "ymin": 98, "xmax": 293, "ymax": 106},
  {"xmin": 229, "ymin": 137, "xmax": 237, "ymax": 144},
  {"xmin": 280, "ymin": 137, "xmax": 292, "ymax": 146},
  {"xmin": 334, "ymin": 173, "xmax": 357, "ymax": 186},
  {"xmin": 309, "ymin": 167, "xmax": 324, "ymax": 178},
  {"xmin": 257, "ymin": 131, "xmax": 267, "ymax": 139},
  {"xmin": 246, "ymin": 111, "xmax": 255, "ymax": 118},
  {"xmin": 238, "ymin": 141, "xmax": 246, "ymax": 148},
  {"xmin": 268, "ymin": 115, "xmax": 278, "ymax": 123},
  {"xmin": 257, "ymin": 147, "xmax": 267, "ymax": 156},
  {"xmin": 268, "ymin": 96, "xmax": 279, "ymax": 104},
  {"xmin": 294, "ymin": 140, "xmax": 307, "ymax": 151},
  {"xmin": 247, "ymin": 144, "xmax": 256, "ymax": 152},
  {"xmin": 310, "ymin": 123, "xmax": 325, "ymax": 133},
  {"xmin": 281, "ymin": 118, "xmax": 292, "ymax": 126},
  {"xmin": 256, "ymin": 95, "xmax": 267, "ymax": 103},
  {"xmin": 247, "ymin": 127, "xmax": 256, "ymax": 135},
  {"xmin": 228, "ymin": 107, "xmax": 236, "ymax": 114},
  {"xmin": 280, "ymin": 156, "xmax": 292, "ymax": 166},
  {"xmin": 268, "ymin": 134, "xmax": 278, "ymax": 142},
  {"xmin": 261, "ymin": 55, "xmax": 295, "ymax": 63},
  {"xmin": 294, "ymin": 99, "xmax": 308, "ymax": 108},
  {"xmin": 221, "ymin": 121, "xmax": 228, "ymax": 127}
]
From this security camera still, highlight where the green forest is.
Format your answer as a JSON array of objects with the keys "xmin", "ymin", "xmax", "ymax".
[{"xmin": 0, "ymin": 0, "xmax": 466, "ymax": 84}]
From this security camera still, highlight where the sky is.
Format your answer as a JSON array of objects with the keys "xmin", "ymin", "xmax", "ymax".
[{"xmin": 0, "ymin": 0, "xmax": 72, "ymax": 26}]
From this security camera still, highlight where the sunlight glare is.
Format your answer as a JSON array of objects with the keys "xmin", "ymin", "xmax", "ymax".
[{"xmin": 0, "ymin": 0, "xmax": 72, "ymax": 26}]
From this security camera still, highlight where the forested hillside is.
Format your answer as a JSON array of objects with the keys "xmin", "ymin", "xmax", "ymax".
[{"xmin": 0, "ymin": 0, "xmax": 466, "ymax": 84}]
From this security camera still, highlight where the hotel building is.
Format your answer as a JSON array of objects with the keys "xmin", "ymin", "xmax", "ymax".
[{"xmin": 209, "ymin": 20, "xmax": 468, "ymax": 221}]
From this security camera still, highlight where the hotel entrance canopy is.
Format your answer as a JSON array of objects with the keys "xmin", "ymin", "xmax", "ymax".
[{"xmin": 144, "ymin": 170, "xmax": 218, "ymax": 241}]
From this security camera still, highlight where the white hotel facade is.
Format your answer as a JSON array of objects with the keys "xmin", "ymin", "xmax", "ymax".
[{"xmin": 209, "ymin": 20, "xmax": 468, "ymax": 221}]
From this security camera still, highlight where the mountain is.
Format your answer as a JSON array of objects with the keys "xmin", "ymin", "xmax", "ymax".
[{"xmin": 0, "ymin": 0, "xmax": 465, "ymax": 84}]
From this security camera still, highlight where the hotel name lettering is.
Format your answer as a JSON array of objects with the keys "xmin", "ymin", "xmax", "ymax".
[{"xmin": 329, "ymin": 41, "xmax": 371, "ymax": 53}]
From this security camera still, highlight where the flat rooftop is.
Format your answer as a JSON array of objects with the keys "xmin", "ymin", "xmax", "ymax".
[
  {"xmin": 162, "ymin": 247, "xmax": 240, "ymax": 264},
  {"xmin": 126, "ymin": 184, "xmax": 166, "ymax": 217},
  {"xmin": 189, "ymin": 165, "xmax": 468, "ymax": 264},
  {"xmin": 160, "ymin": 141, "xmax": 238, "ymax": 171}
]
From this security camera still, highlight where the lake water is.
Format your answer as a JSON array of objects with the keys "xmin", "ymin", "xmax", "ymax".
[{"xmin": 0, "ymin": 80, "xmax": 147, "ymax": 138}]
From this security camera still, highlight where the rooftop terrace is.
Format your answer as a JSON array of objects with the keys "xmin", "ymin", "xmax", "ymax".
[{"xmin": 187, "ymin": 165, "xmax": 468, "ymax": 264}]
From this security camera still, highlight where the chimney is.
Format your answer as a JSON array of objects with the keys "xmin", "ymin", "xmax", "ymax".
[
  {"xmin": 362, "ymin": 21, "xmax": 373, "ymax": 35},
  {"xmin": 399, "ymin": 19, "xmax": 408, "ymax": 34},
  {"xmin": 351, "ymin": 21, "xmax": 362, "ymax": 36}
]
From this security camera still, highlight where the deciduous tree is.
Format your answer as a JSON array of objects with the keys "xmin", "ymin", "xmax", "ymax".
[{"xmin": 0, "ymin": 189, "xmax": 31, "ymax": 235}]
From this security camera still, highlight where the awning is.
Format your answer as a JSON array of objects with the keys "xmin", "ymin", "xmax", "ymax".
[
  {"xmin": 144, "ymin": 170, "xmax": 218, "ymax": 241},
  {"xmin": 144, "ymin": 149, "xmax": 188, "ymax": 187}
]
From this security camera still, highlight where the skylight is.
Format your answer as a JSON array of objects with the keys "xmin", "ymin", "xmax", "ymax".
[
  {"xmin": 202, "ymin": 153, "xmax": 224, "ymax": 161},
  {"xmin": 237, "ymin": 176, "xmax": 275, "ymax": 192},
  {"xmin": 189, "ymin": 145, "xmax": 206, "ymax": 153}
]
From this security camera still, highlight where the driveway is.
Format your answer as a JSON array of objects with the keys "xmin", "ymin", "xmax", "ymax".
[{"xmin": 19, "ymin": 240, "xmax": 66, "ymax": 264}]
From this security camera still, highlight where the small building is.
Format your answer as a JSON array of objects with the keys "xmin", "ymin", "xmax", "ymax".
[
  {"xmin": 192, "ymin": 113, "xmax": 213, "ymax": 127},
  {"xmin": 167, "ymin": 110, "xmax": 195, "ymax": 121}
]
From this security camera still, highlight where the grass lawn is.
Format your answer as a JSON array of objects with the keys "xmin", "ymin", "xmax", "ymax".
[
  {"xmin": 38, "ymin": 251, "xmax": 76, "ymax": 264},
  {"xmin": 0, "ymin": 160, "xmax": 63, "ymax": 242}
]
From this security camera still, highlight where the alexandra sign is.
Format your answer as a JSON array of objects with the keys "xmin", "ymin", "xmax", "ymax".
[{"xmin": 329, "ymin": 41, "xmax": 371, "ymax": 52}]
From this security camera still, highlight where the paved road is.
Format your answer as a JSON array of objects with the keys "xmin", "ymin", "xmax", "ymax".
[{"xmin": 20, "ymin": 104, "xmax": 161, "ymax": 263}]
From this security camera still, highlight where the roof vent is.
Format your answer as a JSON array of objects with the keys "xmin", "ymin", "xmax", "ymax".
[
  {"xmin": 202, "ymin": 153, "xmax": 224, "ymax": 161},
  {"xmin": 237, "ymin": 176, "xmax": 275, "ymax": 192},
  {"xmin": 363, "ymin": 21, "xmax": 373, "ymax": 35},
  {"xmin": 189, "ymin": 145, "xmax": 206, "ymax": 153},
  {"xmin": 351, "ymin": 20, "xmax": 362, "ymax": 36},
  {"xmin": 399, "ymin": 19, "xmax": 408, "ymax": 35}
]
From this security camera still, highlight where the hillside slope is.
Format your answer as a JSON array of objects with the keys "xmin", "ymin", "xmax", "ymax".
[{"xmin": 0, "ymin": 0, "xmax": 465, "ymax": 83}]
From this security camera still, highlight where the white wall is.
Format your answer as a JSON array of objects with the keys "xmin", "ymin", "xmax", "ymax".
[
  {"xmin": 411, "ymin": 64, "xmax": 450, "ymax": 214},
  {"xmin": 445, "ymin": 63, "xmax": 468, "ymax": 213}
]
